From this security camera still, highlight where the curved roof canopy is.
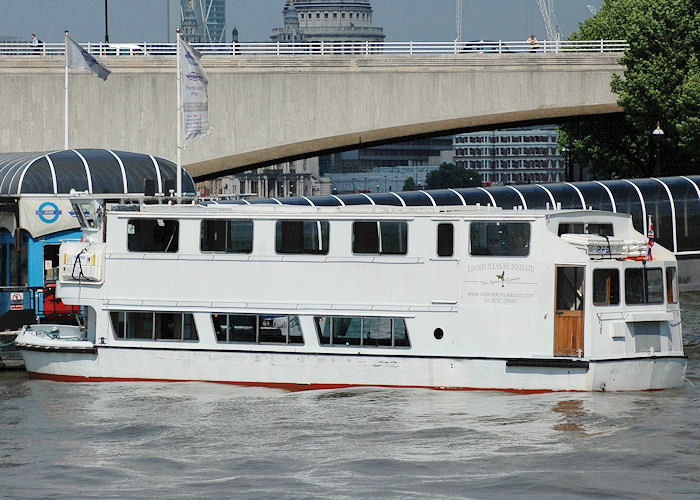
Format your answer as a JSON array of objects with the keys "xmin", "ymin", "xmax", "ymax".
[
  {"xmin": 0, "ymin": 149, "xmax": 196, "ymax": 196},
  {"xmin": 205, "ymin": 176, "xmax": 700, "ymax": 254}
]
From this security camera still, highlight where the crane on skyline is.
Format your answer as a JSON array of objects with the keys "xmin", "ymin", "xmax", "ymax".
[
  {"xmin": 536, "ymin": 0, "xmax": 561, "ymax": 40},
  {"xmin": 456, "ymin": 0, "xmax": 462, "ymax": 42},
  {"xmin": 457, "ymin": 1, "xmax": 561, "ymax": 42}
]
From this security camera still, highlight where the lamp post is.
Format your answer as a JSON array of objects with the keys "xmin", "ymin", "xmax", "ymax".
[
  {"xmin": 562, "ymin": 142, "xmax": 572, "ymax": 182},
  {"xmin": 104, "ymin": 0, "xmax": 109, "ymax": 43},
  {"xmin": 652, "ymin": 122, "xmax": 664, "ymax": 176}
]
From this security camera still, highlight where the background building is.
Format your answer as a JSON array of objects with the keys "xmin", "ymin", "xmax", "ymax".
[
  {"xmin": 180, "ymin": 2, "xmax": 203, "ymax": 43},
  {"xmin": 271, "ymin": 0, "xmax": 384, "ymax": 43},
  {"xmin": 320, "ymin": 137, "xmax": 454, "ymax": 174},
  {"xmin": 327, "ymin": 165, "xmax": 440, "ymax": 193},
  {"xmin": 453, "ymin": 126, "xmax": 565, "ymax": 185},
  {"xmin": 197, "ymin": 158, "xmax": 331, "ymax": 199},
  {"xmin": 169, "ymin": 0, "xmax": 226, "ymax": 43}
]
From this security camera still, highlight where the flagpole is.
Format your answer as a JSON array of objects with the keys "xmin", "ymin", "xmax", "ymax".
[
  {"xmin": 64, "ymin": 32, "xmax": 69, "ymax": 150},
  {"xmin": 176, "ymin": 28, "xmax": 182, "ymax": 199}
]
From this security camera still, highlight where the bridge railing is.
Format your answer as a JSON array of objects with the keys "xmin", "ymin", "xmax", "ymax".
[{"xmin": 0, "ymin": 40, "xmax": 629, "ymax": 57}]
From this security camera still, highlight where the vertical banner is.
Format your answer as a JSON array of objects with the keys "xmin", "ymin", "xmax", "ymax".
[{"xmin": 178, "ymin": 38, "xmax": 210, "ymax": 140}]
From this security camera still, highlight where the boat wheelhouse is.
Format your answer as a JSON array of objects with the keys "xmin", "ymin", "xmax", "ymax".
[{"xmin": 16, "ymin": 197, "xmax": 686, "ymax": 391}]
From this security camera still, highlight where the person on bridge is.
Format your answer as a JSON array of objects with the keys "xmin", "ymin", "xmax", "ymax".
[
  {"xmin": 31, "ymin": 34, "xmax": 40, "ymax": 55},
  {"xmin": 528, "ymin": 34, "xmax": 539, "ymax": 53}
]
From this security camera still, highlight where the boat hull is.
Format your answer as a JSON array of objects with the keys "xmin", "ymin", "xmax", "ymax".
[{"xmin": 18, "ymin": 343, "xmax": 687, "ymax": 392}]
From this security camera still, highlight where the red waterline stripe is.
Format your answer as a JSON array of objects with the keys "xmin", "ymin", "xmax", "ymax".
[{"xmin": 27, "ymin": 371, "xmax": 576, "ymax": 394}]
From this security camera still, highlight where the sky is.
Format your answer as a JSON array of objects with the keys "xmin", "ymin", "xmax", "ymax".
[{"xmin": 2, "ymin": 0, "xmax": 601, "ymax": 43}]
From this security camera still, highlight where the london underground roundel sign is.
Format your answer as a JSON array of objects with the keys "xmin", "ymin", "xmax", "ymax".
[{"xmin": 36, "ymin": 202, "xmax": 62, "ymax": 224}]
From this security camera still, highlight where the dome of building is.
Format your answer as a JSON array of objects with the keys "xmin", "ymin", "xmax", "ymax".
[{"xmin": 271, "ymin": 0, "xmax": 384, "ymax": 43}]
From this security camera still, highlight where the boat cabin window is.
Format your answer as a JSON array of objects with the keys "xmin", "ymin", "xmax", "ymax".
[
  {"xmin": 556, "ymin": 267, "xmax": 584, "ymax": 311},
  {"xmin": 625, "ymin": 268, "xmax": 664, "ymax": 305},
  {"xmin": 470, "ymin": 222, "xmax": 530, "ymax": 256},
  {"xmin": 437, "ymin": 223, "xmax": 453, "ymax": 257},
  {"xmin": 352, "ymin": 221, "xmax": 408, "ymax": 255},
  {"xmin": 43, "ymin": 243, "xmax": 60, "ymax": 282},
  {"xmin": 593, "ymin": 269, "xmax": 620, "ymax": 306},
  {"xmin": 314, "ymin": 316, "xmax": 410, "ymax": 348},
  {"xmin": 666, "ymin": 267, "xmax": 678, "ymax": 304},
  {"xmin": 110, "ymin": 311, "xmax": 198, "ymax": 341},
  {"xmin": 276, "ymin": 220, "xmax": 329, "ymax": 254},
  {"xmin": 212, "ymin": 314, "xmax": 303, "ymax": 344},
  {"xmin": 201, "ymin": 219, "xmax": 253, "ymax": 253},
  {"xmin": 558, "ymin": 223, "xmax": 613, "ymax": 237},
  {"xmin": 127, "ymin": 219, "xmax": 179, "ymax": 252}
]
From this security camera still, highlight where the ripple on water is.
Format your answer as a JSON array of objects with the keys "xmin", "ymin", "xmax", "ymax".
[{"xmin": 0, "ymin": 295, "xmax": 698, "ymax": 497}]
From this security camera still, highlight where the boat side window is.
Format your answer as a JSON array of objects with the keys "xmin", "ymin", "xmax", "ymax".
[
  {"xmin": 362, "ymin": 317, "xmax": 392, "ymax": 346},
  {"xmin": 314, "ymin": 316, "xmax": 410, "ymax": 348},
  {"xmin": 276, "ymin": 220, "xmax": 329, "ymax": 254},
  {"xmin": 352, "ymin": 222, "xmax": 379, "ymax": 253},
  {"xmin": 201, "ymin": 219, "xmax": 253, "ymax": 253},
  {"xmin": 352, "ymin": 221, "xmax": 408, "ymax": 255},
  {"xmin": 558, "ymin": 223, "xmax": 613, "ymax": 237},
  {"xmin": 437, "ymin": 223, "xmax": 453, "ymax": 257},
  {"xmin": 333, "ymin": 317, "xmax": 362, "ymax": 346},
  {"xmin": 592, "ymin": 269, "xmax": 620, "ymax": 306},
  {"xmin": 666, "ymin": 267, "xmax": 678, "ymax": 304},
  {"xmin": 110, "ymin": 311, "xmax": 198, "ymax": 341},
  {"xmin": 588, "ymin": 223, "xmax": 614, "ymax": 236},
  {"xmin": 127, "ymin": 219, "xmax": 179, "ymax": 252},
  {"xmin": 625, "ymin": 268, "xmax": 664, "ymax": 305},
  {"xmin": 470, "ymin": 222, "xmax": 530, "ymax": 256},
  {"xmin": 212, "ymin": 314, "xmax": 303, "ymax": 344}
]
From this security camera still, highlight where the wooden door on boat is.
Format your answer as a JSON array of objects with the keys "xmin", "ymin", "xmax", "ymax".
[{"xmin": 554, "ymin": 266, "xmax": 584, "ymax": 356}]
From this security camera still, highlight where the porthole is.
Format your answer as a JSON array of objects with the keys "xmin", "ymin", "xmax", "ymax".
[{"xmin": 434, "ymin": 328, "xmax": 444, "ymax": 340}]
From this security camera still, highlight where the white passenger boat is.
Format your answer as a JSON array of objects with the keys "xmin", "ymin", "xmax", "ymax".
[{"xmin": 16, "ymin": 197, "xmax": 687, "ymax": 392}]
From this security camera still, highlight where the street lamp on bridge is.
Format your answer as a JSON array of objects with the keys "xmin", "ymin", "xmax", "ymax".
[
  {"xmin": 561, "ymin": 142, "xmax": 573, "ymax": 182},
  {"xmin": 652, "ymin": 122, "xmax": 664, "ymax": 176},
  {"xmin": 104, "ymin": 0, "xmax": 109, "ymax": 43}
]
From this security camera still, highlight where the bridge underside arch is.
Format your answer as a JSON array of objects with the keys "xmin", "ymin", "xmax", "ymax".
[
  {"xmin": 0, "ymin": 53, "xmax": 623, "ymax": 175},
  {"xmin": 188, "ymin": 104, "xmax": 622, "ymax": 181}
]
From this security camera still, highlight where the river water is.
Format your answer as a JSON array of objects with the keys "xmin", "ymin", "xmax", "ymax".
[{"xmin": 1, "ymin": 294, "xmax": 699, "ymax": 499}]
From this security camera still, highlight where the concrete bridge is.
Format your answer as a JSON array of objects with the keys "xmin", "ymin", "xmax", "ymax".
[{"xmin": 1, "ymin": 50, "xmax": 624, "ymax": 180}]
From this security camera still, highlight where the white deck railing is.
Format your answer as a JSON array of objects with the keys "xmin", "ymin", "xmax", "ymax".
[{"xmin": 0, "ymin": 40, "xmax": 629, "ymax": 57}]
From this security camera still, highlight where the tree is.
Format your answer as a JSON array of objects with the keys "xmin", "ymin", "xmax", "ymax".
[
  {"xmin": 560, "ymin": 0, "xmax": 699, "ymax": 178},
  {"xmin": 425, "ymin": 163, "xmax": 481, "ymax": 190},
  {"xmin": 402, "ymin": 177, "xmax": 416, "ymax": 191}
]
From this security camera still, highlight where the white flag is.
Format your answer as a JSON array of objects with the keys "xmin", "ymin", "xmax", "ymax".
[
  {"xmin": 66, "ymin": 36, "xmax": 111, "ymax": 81},
  {"xmin": 179, "ymin": 38, "xmax": 209, "ymax": 140}
]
